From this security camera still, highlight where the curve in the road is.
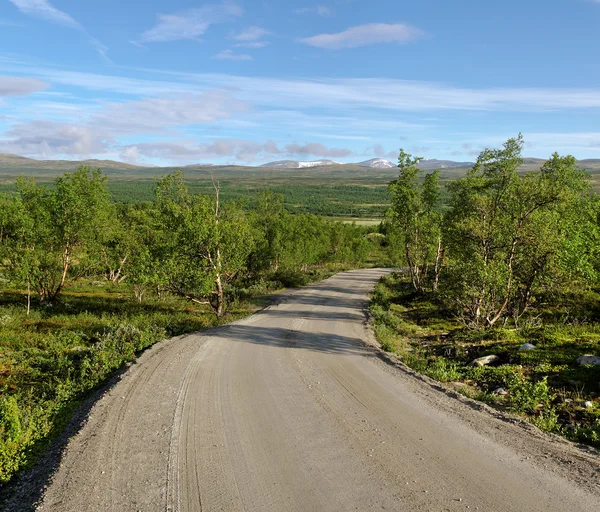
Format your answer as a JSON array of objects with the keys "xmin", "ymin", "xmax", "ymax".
[{"xmin": 30, "ymin": 269, "xmax": 600, "ymax": 511}]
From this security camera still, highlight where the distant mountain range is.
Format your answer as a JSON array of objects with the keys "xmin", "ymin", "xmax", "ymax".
[
  {"xmin": 257, "ymin": 158, "xmax": 479, "ymax": 170},
  {"xmin": 1, "ymin": 153, "xmax": 599, "ymax": 179},
  {"xmin": 260, "ymin": 158, "xmax": 397, "ymax": 169}
]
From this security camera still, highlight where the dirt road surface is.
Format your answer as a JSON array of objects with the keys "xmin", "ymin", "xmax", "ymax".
[{"xmin": 30, "ymin": 269, "xmax": 600, "ymax": 511}]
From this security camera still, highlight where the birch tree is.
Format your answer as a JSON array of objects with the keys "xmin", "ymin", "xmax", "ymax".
[{"xmin": 388, "ymin": 150, "xmax": 443, "ymax": 293}]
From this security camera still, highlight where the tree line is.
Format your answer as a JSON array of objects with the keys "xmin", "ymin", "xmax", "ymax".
[
  {"xmin": 0, "ymin": 170, "xmax": 374, "ymax": 316},
  {"xmin": 386, "ymin": 134, "xmax": 600, "ymax": 328}
]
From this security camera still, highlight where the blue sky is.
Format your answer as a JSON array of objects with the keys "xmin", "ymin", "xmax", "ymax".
[{"xmin": 0, "ymin": 0, "xmax": 599, "ymax": 165}]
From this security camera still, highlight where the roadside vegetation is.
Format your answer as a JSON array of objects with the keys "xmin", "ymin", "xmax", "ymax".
[
  {"xmin": 373, "ymin": 134, "xmax": 600, "ymax": 448},
  {"xmin": 0, "ymin": 169, "xmax": 383, "ymax": 484}
]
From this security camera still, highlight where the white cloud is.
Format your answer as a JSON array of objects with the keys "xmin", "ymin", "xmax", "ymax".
[
  {"xmin": 0, "ymin": 120, "xmax": 111, "ymax": 157},
  {"xmin": 0, "ymin": 76, "xmax": 48, "ymax": 96},
  {"xmin": 140, "ymin": 1, "xmax": 242, "ymax": 43},
  {"xmin": 300, "ymin": 23, "xmax": 425, "ymax": 49},
  {"xmin": 212, "ymin": 50, "xmax": 253, "ymax": 61},
  {"xmin": 98, "ymin": 92, "xmax": 249, "ymax": 134},
  {"xmin": 9, "ymin": 0, "xmax": 109, "ymax": 60},
  {"xmin": 455, "ymin": 132, "xmax": 600, "ymax": 158},
  {"xmin": 6, "ymin": 64, "xmax": 600, "ymax": 113},
  {"xmin": 368, "ymin": 143, "xmax": 396, "ymax": 159},
  {"xmin": 0, "ymin": 91, "xmax": 249, "ymax": 158},
  {"xmin": 234, "ymin": 41, "xmax": 269, "ymax": 48},
  {"xmin": 524, "ymin": 132, "xmax": 600, "ymax": 150},
  {"xmin": 233, "ymin": 26, "xmax": 270, "ymax": 41},
  {"xmin": 120, "ymin": 145, "xmax": 140, "ymax": 164},
  {"xmin": 295, "ymin": 6, "xmax": 333, "ymax": 17},
  {"xmin": 9, "ymin": 0, "xmax": 80, "ymax": 28},
  {"xmin": 284, "ymin": 142, "xmax": 352, "ymax": 158}
]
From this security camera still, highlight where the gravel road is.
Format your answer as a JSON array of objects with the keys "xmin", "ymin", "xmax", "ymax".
[{"xmin": 28, "ymin": 269, "xmax": 600, "ymax": 511}]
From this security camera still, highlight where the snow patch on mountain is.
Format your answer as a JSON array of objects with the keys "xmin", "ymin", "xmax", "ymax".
[{"xmin": 357, "ymin": 158, "xmax": 395, "ymax": 168}]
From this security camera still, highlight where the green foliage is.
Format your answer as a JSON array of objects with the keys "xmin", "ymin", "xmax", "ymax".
[
  {"xmin": 508, "ymin": 375, "xmax": 554, "ymax": 414},
  {"xmin": 388, "ymin": 150, "xmax": 443, "ymax": 292},
  {"xmin": 1, "ymin": 167, "xmax": 115, "ymax": 304},
  {"xmin": 465, "ymin": 364, "xmax": 521, "ymax": 389},
  {"xmin": 424, "ymin": 357, "xmax": 463, "ymax": 382},
  {"xmin": 444, "ymin": 136, "xmax": 598, "ymax": 327},
  {"xmin": 567, "ymin": 423, "xmax": 600, "ymax": 448}
]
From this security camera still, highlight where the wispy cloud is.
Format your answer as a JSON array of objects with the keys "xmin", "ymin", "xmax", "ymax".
[
  {"xmin": 9, "ymin": 0, "xmax": 109, "ymax": 60},
  {"xmin": 1, "ymin": 120, "xmax": 112, "ymax": 157},
  {"xmin": 300, "ymin": 23, "xmax": 425, "ymax": 49},
  {"xmin": 9, "ymin": 0, "xmax": 79, "ymax": 28},
  {"xmin": 234, "ymin": 41, "xmax": 269, "ymax": 48},
  {"xmin": 5, "ymin": 63, "xmax": 600, "ymax": 113},
  {"xmin": 295, "ymin": 6, "xmax": 333, "ymax": 17},
  {"xmin": 523, "ymin": 132, "xmax": 600, "ymax": 151},
  {"xmin": 456, "ymin": 132, "xmax": 600, "ymax": 157},
  {"xmin": 231, "ymin": 26, "xmax": 270, "ymax": 48},
  {"xmin": 98, "ymin": 92, "xmax": 249, "ymax": 134},
  {"xmin": 0, "ymin": 76, "xmax": 48, "ymax": 96},
  {"xmin": 284, "ymin": 142, "xmax": 351, "ymax": 157},
  {"xmin": 0, "ymin": 91, "xmax": 249, "ymax": 158},
  {"xmin": 212, "ymin": 50, "xmax": 253, "ymax": 61},
  {"xmin": 120, "ymin": 138, "xmax": 353, "ymax": 164},
  {"xmin": 369, "ymin": 143, "xmax": 397, "ymax": 160},
  {"xmin": 233, "ymin": 26, "xmax": 270, "ymax": 41},
  {"xmin": 139, "ymin": 1, "xmax": 242, "ymax": 43}
]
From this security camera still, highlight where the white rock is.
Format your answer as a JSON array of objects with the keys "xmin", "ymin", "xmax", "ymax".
[
  {"xmin": 469, "ymin": 355, "xmax": 500, "ymax": 367},
  {"xmin": 584, "ymin": 401, "xmax": 594, "ymax": 409},
  {"xmin": 492, "ymin": 387, "xmax": 508, "ymax": 396},
  {"xmin": 576, "ymin": 354, "xmax": 600, "ymax": 366},
  {"xmin": 519, "ymin": 343, "xmax": 536, "ymax": 351}
]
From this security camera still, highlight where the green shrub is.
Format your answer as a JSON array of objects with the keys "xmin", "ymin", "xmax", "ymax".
[
  {"xmin": 465, "ymin": 365, "xmax": 520, "ymax": 389},
  {"xmin": 509, "ymin": 375, "xmax": 554, "ymax": 414},
  {"xmin": 530, "ymin": 410, "xmax": 559, "ymax": 432},
  {"xmin": 374, "ymin": 323, "xmax": 398, "ymax": 353},
  {"xmin": 424, "ymin": 357, "xmax": 463, "ymax": 382},
  {"xmin": 567, "ymin": 422, "xmax": 600, "ymax": 448}
]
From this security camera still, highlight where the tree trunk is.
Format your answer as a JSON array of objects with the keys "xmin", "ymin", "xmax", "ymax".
[
  {"xmin": 405, "ymin": 244, "xmax": 418, "ymax": 291},
  {"xmin": 111, "ymin": 255, "xmax": 127, "ymax": 283},
  {"xmin": 50, "ymin": 243, "xmax": 71, "ymax": 300},
  {"xmin": 26, "ymin": 277, "xmax": 31, "ymax": 316},
  {"xmin": 215, "ymin": 271, "xmax": 224, "ymax": 317},
  {"xmin": 212, "ymin": 176, "xmax": 225, "ymax": 318},
  {"xmin": 487, "ymin": 237, "xmax": 519, "ymax": 327},
  {"xmin": 133, "ymin": 284, "xmax": 145, "ymax": 303},
  {"xmin": 432, "ymin": 236, "xmax": 444, "ymax": 293}
]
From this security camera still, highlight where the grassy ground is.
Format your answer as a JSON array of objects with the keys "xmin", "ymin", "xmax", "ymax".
[
  {"xmin": 370, "ymin": 273, "xmax": 600, "ymax": 448},
  {"xmin": 0, "ymin": 284, "xmax": 251, "ymax": 485}
]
